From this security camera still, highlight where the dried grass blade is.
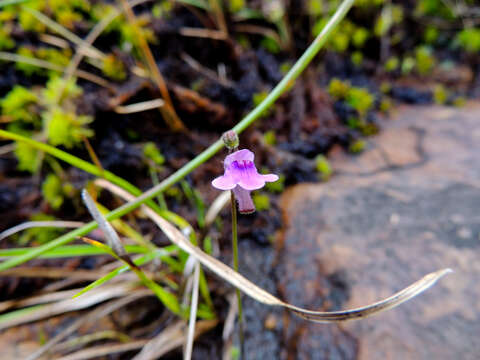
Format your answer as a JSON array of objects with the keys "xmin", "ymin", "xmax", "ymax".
[
  {"xmin": 184, "ymin": 262, "xmax": 200, "ymax": 360},
  {"xmin": 55, "ymin": 340, "xmax": 150, "ymax": 360},
  {"xmin": 82, "ymin": 190, "xmax": 126, "ymax": 258},
  {"xmin": 27, "ymin": 292, "xmax": 151, "ymax": 360},
  {"xmin": 0, "ymin": 283, "xmax": 138, "ymax": 330},
  {"xmin": 22, "ymin": 7, "xmax": 105, "ymax": 59},
  {"xmin": 0, "ymin": 221, "xmax": 84, "ymax": 241},
  {"xmin": 132, "ymin": 320, "xmax": 218, "ymax": 360}
]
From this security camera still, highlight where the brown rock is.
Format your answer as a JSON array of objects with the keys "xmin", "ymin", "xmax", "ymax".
[{"xmin": 276, "ymin": 103, "xmax": 480, "ymax": 360}]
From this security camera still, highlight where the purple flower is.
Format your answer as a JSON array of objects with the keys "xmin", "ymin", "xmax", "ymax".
[{"xmin": 212, "ymin": 149, "xmax": 278, "ymax": 213}]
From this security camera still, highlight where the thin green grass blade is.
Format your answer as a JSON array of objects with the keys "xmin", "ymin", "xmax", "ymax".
[
  {"xmin": 77, "ymin": 239, "xmax": 181, "ymax": 314},
  {"xmin": 72, "ymin": 247, "xmax": 176, "ymax": 298},
  {"xmin": 0, "ymin": 245, "xmax": 148, "ymax": 258}
]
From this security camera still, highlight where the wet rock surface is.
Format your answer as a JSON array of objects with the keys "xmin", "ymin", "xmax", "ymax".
[{"xmin": 276, "ymin": 104, "xmax": 480, "ymax": 360}]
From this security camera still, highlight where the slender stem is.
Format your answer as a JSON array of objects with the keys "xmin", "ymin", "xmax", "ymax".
[
  {"xmin": 0, "ymin": 0, "xmax": 355, "ymax": 272},
  {"xmin": 230, "ymin": 191, "xmax": 244, "ymax": 359}
]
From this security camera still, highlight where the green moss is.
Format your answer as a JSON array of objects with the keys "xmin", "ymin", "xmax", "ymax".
[
  {"xmin": 380, "ymin": 82, "xmax": 391, "ymax": 94},
  {"xmin": 265, "ymin": 173, "xmax": 285, "ymax": 193},
  {"xmin": 42, "ymin": 174, "xmax": 64, "ymax": 209},
  {"xmin": 349, "ymin": 139, "xmax": 366, "ymax": 154},
  {"xmin": 415, "ymin": 46, "xmax": 435, "ymax": 75},
  {"xmin": 330, "ymin": 31, "xmax": 349, "ymax": 52},
  {"xmin": 143, "ymin": 142, "xmax": 165, "ymax": 166},
  {"xmin": 455, "ymin": 28, "xmax": 480, "ymax": 53},
  {"xmin": 424, "ymin": 26, "xmax": 439, "ymax": 44},
  {"xmin": 1, "ymin": 86, "xmax": 39, "ymax": 123},
  {"xmin": 415, "ymin": 0, "xmax": 455, "ymax": 19},
  {"xmin": 433, "ymin": 84, "xmax": 448, "ymax": 105},
  {"xmin": 19, "ymin": 1, "xmax": 46, "ymax": 32},
  {"xmin": 37, "ymin": 47, "xmax": 72, "ymax": 69},
  {"xmin": 120, "ymin": 17, "xmax": 156, "ymax": 50},
  {"xmin": 401, "ymin": 56, "xmax": 415, "ymax": 75},
  {"xmin": 346, "ymin": 87, "xmax": 375, "ymax": 117},
  {"xmin": 153, "ymin": 0, "xmax": 173, "ymax": 18},
  {"xmin": 253, "ymin": 193, "xmax": 270, "ymax": 211},
  {"xmin": 279, "ymin": 61, "xmax": 292, "ymax": 74},
  {"xmin": 102, "ymin": 54, "xmax": 127, "ymax": 81},
  {"xmin": 44, "ymin": 108, "xmax": 93, "ymax": 148},
  {"xmin": 15, "ymin": 141, "xmax": 41, "ymax": 173},
  {"xmin": 315, "ymin": 154, "xmax": 332, "ymax": 181},
  {"xmin": 0, "ymin": 24, "xmax": 15, "ymax": 50},
  {"xmin": 42, "ymin": 77, "xmax": 82, "ymax": 106},
  {"xmin": 229, "ymin": 0, "xmax": 245, "ymax": 13},
  {"xmin": 352, "ymin": 27, "xmax": 369, "ymax": 48},
  {"xmin": 384, "ymin": 56, "xmax": 399, "ymax": 72},
  {"xmin": 379, "ymin": 97, "xmax": 392, "ymax": 113},
  {"xmin": 374, "ymin": 9, "xmax": 393, "ymax": 37},
  {"xmin": 351, "ymin": 51, "xmax": 363, "ymax": 66},
  {"xmin": 263, "ymin": 130, "xmax": 276, "ymax": 146},
  {"xmin": 452, "ymin": 96, "xmax": 466, "ymax": 107},
  {"xmin": 56, "ymin": 9, "xmax": 82, "ymax": 29},
  {"xmin": 328, "ymin": 78, "xmax": 350, "ymax": 100},
  {"xmin": 15, "ymin": 47, "xmax": 43, "ymax": 76},
  {"xmin": 260, "ymin": 36, "xmax": 281, "ymax": 54},
  {"xmin": 165, "ymin": 186, "xmax": 183, "ymax": 201}
]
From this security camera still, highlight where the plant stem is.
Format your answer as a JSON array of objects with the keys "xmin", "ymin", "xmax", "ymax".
[
  {"xmin": 0, "ymin": 0, "xmax": 355, "ymax": 272},
  {"xmin": 230, "ymin": 191, "xmax": 244, "ymax": 359}
]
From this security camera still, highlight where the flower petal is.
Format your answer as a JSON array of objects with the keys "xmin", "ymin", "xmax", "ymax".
[
  {"xmin": 211, "ymin": 172, "xmax": 237, "ymax": 190},
  {"xmin": 232, "ymin": 186, "xmax": 255, "ymax": 214},
  {"xmin": 236, "ymin": 161, "xmax": 266, "ymax": 190},
  {"xmin": 261, "ymin": 174, "xmax": 279, "ymax": 183},
  {"xmin": 224, "ymin": 149, "xmax": 254, "ymax": 167}
]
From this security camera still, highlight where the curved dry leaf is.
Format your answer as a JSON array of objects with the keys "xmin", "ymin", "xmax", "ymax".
[{"xmin": 93, "ymin": 180, "xmax": 452, "ymax": 323}]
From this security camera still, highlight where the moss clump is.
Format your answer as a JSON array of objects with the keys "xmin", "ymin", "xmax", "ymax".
[
  {"xmin": 346, "ymin": 87, "xmax": 375, "ymax": 117},
  {"xmin": 42, "ymin": 76, "xmax": 82, "ymax": 106},
  {"xmin": 455, "ymin": 28, "xmax": 480, "ymax": 53},
  {"xmin": 352, "ymin": 27, "xmax": 369, "ymax": 48},
  {"xmin": 379, "ymin": 97, "xmax": 393, "ymax": 113},
  {"xmin": 44, "ymin": 108, "xmax": 93, "ymax": 148},
  {"xmin": 351, "ymin": 51, "xmax": 363, "ymax": 66},
  {"xmin": 0, "ymin": 24, "xmax": 15, "ymax": 50},
  {"xmin": 253, "ymin": 193, "xmax": 270, "ymax": 211},
  {"xmin": 42, "ymin": 174, "xmax": 64, "ymax": 209},
  {"xmin": 260, "ymin": 36, "xmax": 281, "ymax": 54},
  {"xmin": 1, "ymin": 86, "xmax": 39, "ymax": 123},
  {"xmin": 415, "ymin": 46, "xmax": 435, "ymax": 75},
  {"xmin": 384, "ymin": 57, "xmax": 399, "ymax": 72},
  {"xmin": 349, "ymin": 139, "xmax": 367, "ymax": 154},
  {"xmin": 15, "ymin": 142, "xmax": 41, "ymax": 173},
  {"xmin": 315, "ymin": 154, "xmax": 332, "ymax": 181},
  {"xmin": 15, "ymin": 47, "xmax": 43, "ymax": 76},
  {"xmin": 328, "ymin": 78, "xmax": 350, "ymax": 100},
  {"xmin": 263, "ymin": 130, "xmax": 276, "ymax": 146},
  {"xmin": 228, "ymin": 0, "xmax": 245, "ymax": 13},
  {"xmin": 102, "ymin": 54, "xmax": 127, "ymax": 81},
  {"xmin": 433, "ymin": 84, "xmax": 448, "ymax": 105},
  {"xmin": 143, "ymin": 142, "xmax": 165, "ymax": 166}
]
